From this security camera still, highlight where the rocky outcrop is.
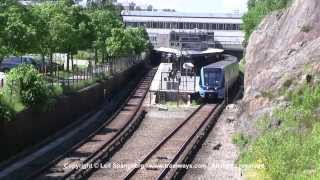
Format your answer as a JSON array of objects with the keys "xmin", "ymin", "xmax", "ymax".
[{"xmin": 243, "ymin": 0, "xmax": 320, "ymax": 116}]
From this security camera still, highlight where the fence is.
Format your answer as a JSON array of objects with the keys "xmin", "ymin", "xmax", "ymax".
[
  {"xmin": 0, "ymin": 55, "xmax": 143, "ymax": 94},
  {"xmin": 0, "ymin": 71, "xmax": 5, "ymax": 89},
  {"xmin": 159, "ymin": 70, "xmax": 197, "ymax": 93}
]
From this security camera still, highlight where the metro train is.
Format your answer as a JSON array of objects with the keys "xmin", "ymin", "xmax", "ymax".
[{"xmin": 199, "ymin": 57, "xmax": 239, "ymax": 99}]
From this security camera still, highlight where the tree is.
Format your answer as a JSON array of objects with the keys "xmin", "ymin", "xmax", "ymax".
[
  {"xmin": 128, "ymin": 28, "xmax": 149, "ymax": 55},
  {"xmin": 44, "ymin": 2, "xmax": 74, "ymax": 71},
  {"xmin": 129, "ymin": 2, "xmax": 135, "ymax": 10},
  {"xmin": 64, "ymin": 3, "xmax": 93, "ymax": 71},
  {"xmin": 31, "ymin": 1, "xmax": 94, "ymax": 71},
  {"xmin": 106, "ymin": 27, "xmax": 149, "ymax": 57},
  {"xmin": 0, "ymin": 0, "xmax": 9, "ymax": 60},
  {"xmin": 147, "ymin": 5, "xmax": 153, "ymax": 11},
  {"xmin": 247, "ymin": 0, "xmax": 256, "ymax": 9},
  {"xmin": 87, "ymin": 0, "xmax": 115, "ymax": 9},
  {"xmin": 88, "ymin": 9, "xmax": 122, "ymax": 64},
  {"xmin": 31, "ymin": 2, "xmax": 56, "ymax": 66},
  {"xmin": 106, "ymin": 28, "xmax": 131, "ymax": 57},
  {"xmin": 0, "ymin": 0, "xmax": 148, "ymax": 68},
  {"xmin": 135, "ymin": 6, "xmax": 142, "ymax": 11},
  {"xmin": 1, "ymin": 0, "xmax": 36, "ymax": 56}
]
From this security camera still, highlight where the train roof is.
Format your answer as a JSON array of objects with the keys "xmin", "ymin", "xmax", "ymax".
[{"xmin": 204, "ymin": 57, "xmax": 238, "ymax": 69}]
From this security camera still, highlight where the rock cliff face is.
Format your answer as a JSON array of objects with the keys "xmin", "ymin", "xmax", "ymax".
[{"xmin": 243, "ymin": 0, "xmax": 320, "ymax": 116}]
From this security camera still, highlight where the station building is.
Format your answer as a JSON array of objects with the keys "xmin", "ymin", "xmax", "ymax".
[
  {"xmin": 121, "ymin": 10, "xmax": 244, "ymax": 51},
  {"xmin": 121, "ymin": 11, "xmax": 244, "ymax": 104}
]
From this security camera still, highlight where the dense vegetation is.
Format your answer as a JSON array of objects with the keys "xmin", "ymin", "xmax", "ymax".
[
  {"xmin": 0, "ymin": 95, "xmax": 13, "ymax": 121},
  {"xmin": 242, "ymin": 0, "xmax": 292, "ymax": 40},
  {"xmin": 0, "ymin": 0, "xmax": 149, "ymax": 65},
  {"xmin": 237, "ymin": 82, "xmax": 320, "ymax": 179},
  {"xmin": 3, "ymin": 65, "xmax": 51, "ymax": 108},
  {"xmin": 0, "ymin": 0, "xmax": 149, "ymax": 121}
]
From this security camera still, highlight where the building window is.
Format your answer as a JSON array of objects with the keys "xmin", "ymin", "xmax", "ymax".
[
  {"xmin": 166, "ymin": 22, "xmax": 170, "ymax": 29},
  {"xmin": 179, "ymin": 23, "xmax": 183, "ymax": 29},
  {"xmin": 226, "ymin": 24, "xmax": 231, "ymax": 30},
  {"xmin": 232, "ymin": 24, "xmax": 236, "ymax": 30},
  {"xmin": 199, "ymin": 23, "xmax": 203, "ymax": 29}
]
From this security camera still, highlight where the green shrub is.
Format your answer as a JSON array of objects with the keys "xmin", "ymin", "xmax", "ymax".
[
  {"xmin": 239, "ymin": 58, "xmax": 246, "ymax": 73},
  {"xmin": 239, "ymin": 84, "xmax": 320, "ymax": 179},
  {"xmin": 74, "ymin": 51, "xmax": 94, "ymax": 60},
  {"xmin": 3, "ymin": 64, "xmax": 51, "ymax": 108},
  {"xmin": 261, "ymin": 91, "xmax": 275, "ymax": 99},
  {"xmin": 233, "ymin": 133, "xmax": 249, "ymax": 149},
  {"xmin": 0, "ymin": 95, "xmax": 14, "ymax": 121},
  {"xmin": 301, "ymin": 25, "xmax": 312, "ymax": 33}
]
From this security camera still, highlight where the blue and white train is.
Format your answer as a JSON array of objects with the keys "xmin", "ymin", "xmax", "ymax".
[{"xmin": 199, "ymin": 57, "xmax": 239, "ymax": 99}]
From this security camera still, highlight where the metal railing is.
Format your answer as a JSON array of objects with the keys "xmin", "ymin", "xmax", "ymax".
[
  {"xmin": 0, "ymin": 56, "xmax": 143, "ymax": 93},
  {"xmin": 159, "ymin": 71, "xmax": 197, "ymax": 93}
]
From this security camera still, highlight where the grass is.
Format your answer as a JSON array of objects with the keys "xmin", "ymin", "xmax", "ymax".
[
  {"xmin": 239, "ymin": 58, "xmax": 246, "ymax": 74},
  {"xmin": 261, "ymin": 91, "xmax": 275, "ymax": 99},
  {"xmin": 191, "ymin": 97, "xmax": 203, "ymax": 106},
  {"xmin": 301, "ymin": 25, "xmax": 312, "ymax": 33},
  {"xmin": 237, "ymin": 82, "xmax": 320, "ymax": 179},
  {"xmin": 233, "ymin": 133, "xmax": 250, "ymax": 150},
  {"xmin": 62, "ymin": 78, "xmax": 99, "ymax": 94},
  {"xmin": 1, "ymin": 95, "xmax": 25, "ymax": 113},
  {"xmin": 0, "ymin": 76, "xmax": 101, "ymax": 122}
]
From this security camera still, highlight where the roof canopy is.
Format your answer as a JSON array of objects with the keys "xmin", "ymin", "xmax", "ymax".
[
  {"xmin": 155, "ymin": 47, "xmax": 224, "ymax": 56},
  {"xmin": 121, "ymin": 10, "xmax": 242, "ymax": 19}
]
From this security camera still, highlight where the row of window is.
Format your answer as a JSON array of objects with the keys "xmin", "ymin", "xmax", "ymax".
[{"xmin": 125, "ymin": 21, "xmax": 241, "ymax": 31}]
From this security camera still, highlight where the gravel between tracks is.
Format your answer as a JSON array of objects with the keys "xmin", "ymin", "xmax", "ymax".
[
  {"xmin": 183, "ymin": 107, "xmax": 242, "ymax": 180},
  {"xmin": 88, "ymin": 104, "xmax": 197, "ymax": 180}
]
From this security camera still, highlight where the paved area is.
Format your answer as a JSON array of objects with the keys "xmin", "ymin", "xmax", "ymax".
[
  {"xmin": 184, "ymin": 105, "xmax": 242, "ymax": 180},
  {"xmin": 150, "ymin": 63, "xmax": 199, "ymax": 93}
]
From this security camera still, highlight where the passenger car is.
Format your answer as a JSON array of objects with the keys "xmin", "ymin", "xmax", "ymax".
[{"xmin": 199, "ymin": 56, "xmax": 239, "ymax": 99}]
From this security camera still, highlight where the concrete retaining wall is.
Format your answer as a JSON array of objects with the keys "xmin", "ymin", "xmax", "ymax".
[{"xmin": 0, "ymin": 62, "xmax": 147, "ymax": 161}]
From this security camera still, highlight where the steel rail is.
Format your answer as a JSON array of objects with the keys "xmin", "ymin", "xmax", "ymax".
[
  {"xmin": 123, "ymin": 103, "xmax": 218, "ymax": 180},
  {"xmin": 156, "ymin": 102, "xmax": 223, "ymax": 180},
  {"xmin": 27, "ymin": 68, "xmax": 156, "ymax": 180}
]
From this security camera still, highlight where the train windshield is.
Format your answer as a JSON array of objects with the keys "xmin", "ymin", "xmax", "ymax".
[{"xmin": 203, "ymin": 68, "xmax": 223, "ymax": 87}]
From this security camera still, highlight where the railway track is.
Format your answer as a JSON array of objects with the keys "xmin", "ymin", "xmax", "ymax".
[
  {"xmin": 124, "ymin": 103, "xmax": 221, "ymax": 180},
  {"xmin": 27, "ymin": 68, "xmax": 157, "ymax": 180}
]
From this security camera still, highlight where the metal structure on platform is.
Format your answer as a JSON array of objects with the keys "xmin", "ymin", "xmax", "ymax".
[{"xmin": 149, "ymin": 63, "xmax": 200, "ymax": 105}]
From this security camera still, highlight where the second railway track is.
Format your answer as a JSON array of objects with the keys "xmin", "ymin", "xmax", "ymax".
[
  {"xmin": 124, "ymin": 103, "xmax": 222, "ymax": 180},
  {"xmin": 28, "ymin": 68, "xmax": 157, "ymax": 180}
]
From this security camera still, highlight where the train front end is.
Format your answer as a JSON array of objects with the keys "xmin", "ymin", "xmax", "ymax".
[{"xmin": 199, "ymin": 67, "xmax": 225, "ymax": 99}]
